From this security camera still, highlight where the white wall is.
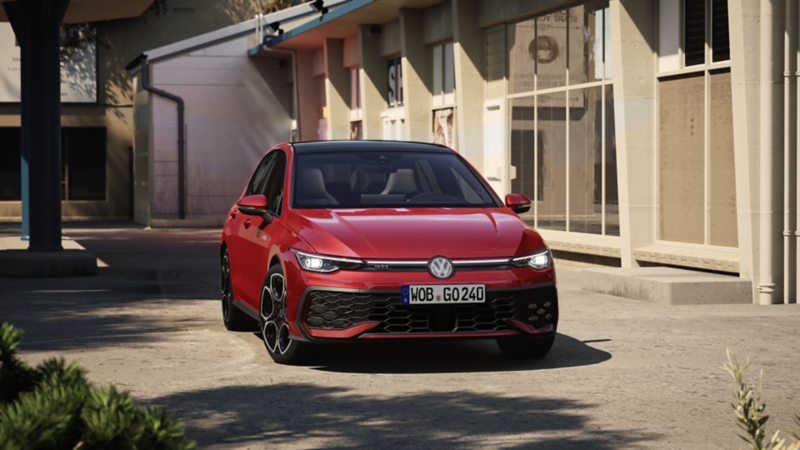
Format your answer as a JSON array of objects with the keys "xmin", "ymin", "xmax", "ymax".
[{"xmin": 150, "ymin": 36, "xmax": 292, "ymax": 224}]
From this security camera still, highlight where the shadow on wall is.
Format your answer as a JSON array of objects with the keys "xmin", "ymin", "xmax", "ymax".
[{"xmin": 152, "ymin": 378, "xmax": 657, "ymax": 448}]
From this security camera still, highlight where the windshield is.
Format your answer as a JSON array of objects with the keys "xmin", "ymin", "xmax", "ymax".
[{"xmin": 292, "ymin": 151, "xmax": 499, "ymax": 209}]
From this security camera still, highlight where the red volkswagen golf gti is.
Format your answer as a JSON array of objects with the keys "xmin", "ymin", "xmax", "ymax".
[{"xmin": 220, "ymin": 141, "xmax": 557, "ymax": 364}]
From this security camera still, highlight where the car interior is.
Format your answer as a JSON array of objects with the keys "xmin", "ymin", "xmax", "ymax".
[{"xmin": 293, "ymin": 153, "xmax": 495, "ymax": 208}]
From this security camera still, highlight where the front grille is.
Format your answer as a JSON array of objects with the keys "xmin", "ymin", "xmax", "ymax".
[{"xmin": 304, "ymin": 286, "xmax": 557, "ymax": 334}]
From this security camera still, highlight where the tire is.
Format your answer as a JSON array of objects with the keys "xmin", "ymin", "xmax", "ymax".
[
  {"xmin": 259, "ymin": 263, "xmax": 315, "ymax": 365},
  {"xmin": 496, "ymin": 335, "xmax": 555, "ymax": 359},
  {"xmin": 221, "ymin": 249, "xmax": 255, "ymax": 331}
]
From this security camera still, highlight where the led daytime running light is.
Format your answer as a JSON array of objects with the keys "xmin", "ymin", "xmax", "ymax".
[
  {"xmin": 512, "ymin": 249, "xmax": 552, "ymax": 270},
  {"xmin": 293, "ymin": 250, "xmax": 365, "ymax": 273}
]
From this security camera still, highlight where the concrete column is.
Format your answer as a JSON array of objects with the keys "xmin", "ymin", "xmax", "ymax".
[
  {"xmin": 728, "ymin": 0, "xmax": 761, "ymax": 302},
  {"xmin": 324, "ymin": 38, "xmax": 350, "ymax": 140},
  {"xmin": 452, "ymin": 0, "xmax": 484, "ymax": 167},
  {"xmin": 358, "ymin": 25, "xmax": 386, "ymax": 140},
  {"xmin": 609, "ymin": 0, "xmax": 656, "ymax": 267},
  {"xmin": 295, "ymin": 49, "xmax": 320, "ymax": 142},
  {"xmin": 400, "ymin": 8, "xmax": 432, "ymax": 142}
]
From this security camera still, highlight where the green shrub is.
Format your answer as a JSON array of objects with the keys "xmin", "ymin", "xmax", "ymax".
[
  {"xmin": 0, "ymin": 322, "xmax": 196, "ymax": 450},
  {"xmin": 724, "ymin": 349, "xmax": 800, "ymax": 450}
]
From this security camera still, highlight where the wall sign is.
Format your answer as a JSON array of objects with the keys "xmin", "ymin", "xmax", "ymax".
[
  {"xmin": 386, "ymin": 56, "xmax": 403, "ymax": 108},
  {"xmin": 0, "ymin": 23, "xmax": 97, "ymax": 103}
]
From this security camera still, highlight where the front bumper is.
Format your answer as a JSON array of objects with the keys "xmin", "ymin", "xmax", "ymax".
[{"xmin": 294, "ymin": 282, "xmax": 558, "ymax": 341}]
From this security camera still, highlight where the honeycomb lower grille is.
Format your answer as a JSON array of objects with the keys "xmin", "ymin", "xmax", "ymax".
[{"xmin": 304, "ymin": 286, "xmax": 557, "ymax": 334}]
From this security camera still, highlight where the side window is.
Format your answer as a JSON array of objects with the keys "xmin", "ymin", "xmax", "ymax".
[
  {"xmin": 262, "ymin": 151, "xmax": 287, "ymax": 215},
  {"xmin": 248, "ymin": 153, "xmax": 275, "ymax": 197}
]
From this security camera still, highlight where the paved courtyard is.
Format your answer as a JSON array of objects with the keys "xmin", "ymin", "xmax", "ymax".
[{"xmin": 1, "ymin": 222, "xmax": 799, "ymax": 449}]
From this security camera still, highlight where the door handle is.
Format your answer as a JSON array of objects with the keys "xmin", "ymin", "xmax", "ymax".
[
  {"xmin": 243, "ymin": 219, "xmax": 251, "ymax": 229},
  {"xmin": 230, "ymin": 211, "xmax": 237, "ymax": 219}
]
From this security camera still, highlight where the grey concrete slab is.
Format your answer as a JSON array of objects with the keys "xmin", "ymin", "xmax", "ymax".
[
  {"xmin": 581, "ymin": 266, "xmax": 753, "ymax": 305},
  {"xmin": 0, "ymin": 221, "xmax": 798, "ymax": 449}
]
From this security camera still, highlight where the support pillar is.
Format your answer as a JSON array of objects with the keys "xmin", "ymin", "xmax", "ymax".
[{"xmin": 6, "ymin": 0, "xmax": 71, "ymax": 252}]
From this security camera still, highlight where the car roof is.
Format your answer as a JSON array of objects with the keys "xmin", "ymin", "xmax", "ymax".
[{"xmin": 290, "ymin": 140, "xmax": 454, "ymax": 154}]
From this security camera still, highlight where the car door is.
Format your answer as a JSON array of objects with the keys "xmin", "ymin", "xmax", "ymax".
[
  {"xmin": 229, "ymin": 152, "xmax": 276, "ymax": 304},
  {"xmin": 240, "ymin": 149, "xmax": 287, "ymax": 307}
]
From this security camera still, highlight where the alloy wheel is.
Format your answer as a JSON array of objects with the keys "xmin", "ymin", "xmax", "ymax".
[
  {"xmin": 261, "ymin": 272, "xmax": 292, "ymax": 355},
  {"xmin": 221, "ymin": 254, "xmax": 233, "ymax": 322}
]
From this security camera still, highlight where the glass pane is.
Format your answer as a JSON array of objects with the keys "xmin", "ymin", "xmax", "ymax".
[
  {"xmin": 570, "ymin": 2, "xmax": 606, "ymax": 86},
  {"xmin": 659, "ymin": 74, "xmax": 705, "ymax": 244},
  {"xmin": 537, "ymin": 13, "xmax": 567, "ymax": 89},
  {"xmin": 507, "ymin": 17, "xmax": 536, "ymax": 94},
  {"xmin": 293, "ymin": 152, "xmax": 496, "ymax": 209},
  {"xmin": 0, "ymin": 127, "xmax": 21, "ymax": 201},
  {"xmin": 65, "ymin": 127, "xmax": 106, "ymax": 201},
  {"xmin": 537, "ymin": 90, "xmax": 567, "ymax": 231},
  {"xmin": 709, "ymin": 69, "xmax": 737, "ymax": 246},
  {"xmin": 568, "ymin": 86, "xmax": 603, "ymax": 234},
  {"xmin": 711, "ymin": 0, "xmax": 730, "ymax": 62},
  {"xmin": 486, "ymin": 26, "xmax": 505, "ymax": 98},
  {"xmin": 509, "ymin": 96, "xmax": 537, "ymax": 225},
  {"xmin": 684, "ymin": 0, "xmax": 706, "ymax": 66},
  {"xmin": 604, "ymin": 84, "xmax": 619, "ymax": 236}
]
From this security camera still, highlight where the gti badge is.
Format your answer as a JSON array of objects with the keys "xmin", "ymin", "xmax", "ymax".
[{"xmin": 428, "ymin": 256, "xmax": 454, "ymax": 280}]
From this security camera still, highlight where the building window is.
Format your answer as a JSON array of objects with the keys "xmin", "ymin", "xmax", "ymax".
[
  {"xmin": 659, "ymin": 0, "xmax": 730, "ymax": 72},
  {"xmin": 657, "ymin": 0, "xmax": 735, "ymax": 247},
  {"xmin": 0, "ymin": 127, "xmax": 107, "ymax": 202},
  {"xmin": 386, "ymin": 56, "xmax": 403, "ymax": 108},
  {"xmin": 507, "ymin": 1, "xmax": 618, "ymax": 236},
  {"xmin": 0, "ymin": 127, "xmax": 21, "ymax": 201},
  {"xmin": 62, "ymin": 127, "xmax": 107, "ymax": 201},
  {"xmin": 432, "ymin": 41, "xmax": 455, "ymax": 107}
]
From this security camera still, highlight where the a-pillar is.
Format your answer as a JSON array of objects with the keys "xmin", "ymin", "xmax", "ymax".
[
  {"xmin": 4, "ymin": 0, "xmax": 70, "ymax": 251},
  {"xmin": 324, "ymin": 38, "xmax": 350, "ymax": 140},
  {"xmin": 609, "ymin": 0, "xmax": 657, "ymax": 267}
]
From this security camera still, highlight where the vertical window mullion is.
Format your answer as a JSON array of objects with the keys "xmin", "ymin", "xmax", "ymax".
[{"xmin": 602, "ymin": 82, "xmax": 607, "ymax": 235}]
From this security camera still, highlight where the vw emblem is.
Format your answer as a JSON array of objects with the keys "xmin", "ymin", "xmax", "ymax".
[{"xmin": 428, "ymin": 256, "xmax": 454, "ymax": 280}]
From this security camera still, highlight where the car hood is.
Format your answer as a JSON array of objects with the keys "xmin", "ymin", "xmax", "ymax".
[{"xmin": 287, "ymin": 208, "xmax": 546, "ymax": 259}]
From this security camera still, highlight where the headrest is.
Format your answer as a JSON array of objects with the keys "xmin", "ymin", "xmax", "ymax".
[{"xmin": 381, "ymin": 168, "xmax": 418, "ymax": 195}]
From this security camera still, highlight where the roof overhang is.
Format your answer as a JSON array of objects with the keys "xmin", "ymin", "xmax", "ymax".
[
  {"xmin": 0, "ymin": 0, "xmax": 154, "ymax": 23},
  {"xmin": 257, "ymin": 0, "xmax": 445, "ymax": 51}
]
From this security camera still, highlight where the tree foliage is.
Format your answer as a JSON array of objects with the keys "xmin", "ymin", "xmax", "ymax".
[{"xmin": 0, "ymin": 322, "xmax": 196, "ymax": 450}]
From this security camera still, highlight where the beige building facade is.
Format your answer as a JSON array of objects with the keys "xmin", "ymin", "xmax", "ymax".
[
  {"xmin": 3, "ymin": 0, "xmax": 790, "ymax": 305},
  {"xmin": 0, "ymin": 0, "xmax": 266, "ymax": 221}
]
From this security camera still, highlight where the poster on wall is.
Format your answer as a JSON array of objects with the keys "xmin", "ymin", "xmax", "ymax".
[
  {"xmin": 508, "ymin": 10, "xmax": 584, "ymax": 108},
  {"xmin": 350, "ymin": 121, "xmax": 362, "ymax": 140},
  {"xmin": 432, "ymin": 108, "xmax": 455, "ymax": 150},
  {"xmin": 0, "ymin": 23, "xmax": 97, "ymax": 103},
  {"xmin": 386, "ymin": 56, "xmax": 403, "ymax": 108}
]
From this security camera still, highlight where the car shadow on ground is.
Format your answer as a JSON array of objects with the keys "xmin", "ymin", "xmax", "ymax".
[
  {"xmin": 246, "ymin": 332, "xmax": 611, "ymax": 374},
  {"xmin": 151, "ymin": 381, "xmax": 655, "ymax": 449}
]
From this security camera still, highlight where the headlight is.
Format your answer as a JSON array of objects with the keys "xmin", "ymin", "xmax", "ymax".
[
  {"xmin": 294, "ymin": 250, "xmax": 365, "ymax": 273},
  {"xmin": 512, "ymin": 249, "xmax": 552, "ymax": 270}
]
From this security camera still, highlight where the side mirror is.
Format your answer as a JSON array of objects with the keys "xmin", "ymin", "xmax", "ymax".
[
  {"xmin": 505, "ymin": 193, "xmax": 531, "ymax": 215},
  {"xmin": 237, "ymin": 195, "xmax": 273, "ymax": 224}
]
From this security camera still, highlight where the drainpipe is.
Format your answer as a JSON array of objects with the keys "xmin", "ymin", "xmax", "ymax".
[
  {"xmin": 796, "ymin": 0, "xmax": 800, "ymax": 305},
  {"xmin": 140, "ymin": 57, "xmax": 186, "ymax": 220},
  {"xmin": 759, "ymin": 0, "xmax": 783, "ymax": 305},
  {"xmin": 784, "ymin": 0, "xmax": 795, "ymax": 304}
]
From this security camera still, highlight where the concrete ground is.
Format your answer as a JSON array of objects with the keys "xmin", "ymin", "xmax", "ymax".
[{"xmin": 1, "ymin": 222, "xmax": 799, "ymax": 449}]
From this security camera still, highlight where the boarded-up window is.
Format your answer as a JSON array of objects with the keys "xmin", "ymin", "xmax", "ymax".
[
  {"xmin": 659, "ymin": 73, "xmax": 705, "ymax": 244},
  {"xmin": 709, "ymin": 69, "xmax": 737, "ymax": 246}
]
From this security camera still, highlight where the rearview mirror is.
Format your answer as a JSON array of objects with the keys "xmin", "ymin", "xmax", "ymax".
[
  {"xmin": 505, "ymin": 193, "xmax": 531, "ymax": 215},
  {"xmin": 237, "ymin": 195, "xmax": 273, "ymax": 224}
]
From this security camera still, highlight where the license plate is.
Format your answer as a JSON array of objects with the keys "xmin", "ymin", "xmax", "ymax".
[{"xmin": 401, "ymin": 284, "xmax": 486, "ymax": 304}]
